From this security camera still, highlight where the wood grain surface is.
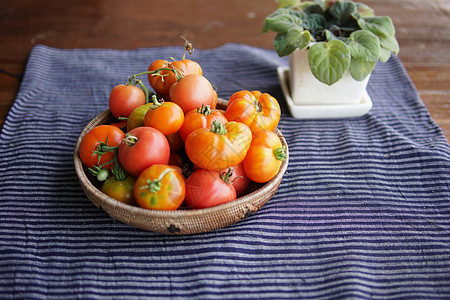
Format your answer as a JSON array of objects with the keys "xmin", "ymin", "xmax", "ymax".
[{"xmin": 0, "ymin": 0, "xmax": 448, "ymax": 142}]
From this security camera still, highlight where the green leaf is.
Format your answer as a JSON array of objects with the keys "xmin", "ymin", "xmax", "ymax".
[
  {"xmin": 262, "ymin": 8, "xmax": 303, "ymax": 34},
  {"xmin": 276, "ymin": 0, "xmax": 301, "ymax": 8},
  {"xmin": 293, "ymin": 29, "xmax": 311, "ymax": 49},
  {"xmin": 379, "ymin": 47, "xmax": 392, "ymax": 63},
  {"xmin": 304, "ymin": 4, "xmax": 324, "ymax": 15},
  {"xmin": 378, "ymin": 33, "xmax": 400, "ymax": 54},
  {"xmin": 348, "ymin": 30, "xmax": 380, "ymax": 61},
  {"xmin": 274, "ymin": 33, "xmax": 295, "ymax": 57},
  {"xmin": 303, "ymin": 13, "xmax": 326, "ymax": 32},
  {"xmin": 274, "ymin": 28, "xmax": 311, "ymax": 57},
  {"xmin": 308, "ymin": 40, "xmax": 351, "ymax": 85},
  {"xmin": 357, "ymin": 16, "xmax": 399, "ymax": 55},
  {"xmin": 349, "ymin": 58, "xmax": 376, "ymax": 81},
  {"xmin": 355, "ymin": 3, "xmax": 374, "ymax": 17},
  {"xmin": 358, "ymin": 16, "xmax": 395, "ymax": 37},
  {"xmin": 328, "ymin": 1, "xmax": 357, "ymax": 25},
  {"xmin": 325, "ymin": 29, "xmax": 338, "ymax": 41}
]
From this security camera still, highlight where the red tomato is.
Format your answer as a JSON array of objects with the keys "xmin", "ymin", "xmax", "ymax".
[
  {"xmin": 78, "ymin": 125, "xmax": 125, "ymax": 170},
  {"xmin": 110, "ymin": 120, "xmax": 127, "ymax": 132},
  {"xmin": 134, "ymin": 164, "xmax": 185, "ymax": 210},
  {"xmin": 225, "ymin": 90, "xmax": 281, "ymax": 133},
  {"xmin": 168, "ymin": 152, "xmax": 184, "ymax": 168},
  {"xmin": 184, "ymin": 169, "xmax": 236, "ymax": 209},
  {"xmin": 169, "ymin": 74, "xmax": 216, "ymax": 114},
  {"xmin": 109, "ymin": 84, "xmax": 146, "ymax": 119},
  {"xmin": 118, "ymin": 127, "xmax": 170, "ymax": 177},
  {"xmin": 144, "ymin": 101, "xmax": 184, "ymax": 136},
  {"xmin": 166, "ymin": 131, "xmax": 184, "ymax": 153},
  {"xmin": 179, "ymin": 105, "xmax": 228, "ymax": 142},
  {"xmin": 218, "ymin": 163, "xmax": 250, "ymax": 197},
  {"xmin": 147, "ymin": 59, "xmax": 202, "ymax": 99},
  {"xmin": 243, "ymin": 129, "xmax": 287, "ymax": 183}
]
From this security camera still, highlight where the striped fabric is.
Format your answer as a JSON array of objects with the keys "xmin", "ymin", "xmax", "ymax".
[{"xmin": 0, "ymin": 44, "xmax": 449, "ymax": 299}]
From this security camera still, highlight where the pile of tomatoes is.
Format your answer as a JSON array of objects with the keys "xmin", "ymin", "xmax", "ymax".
[{"xmin": 78, "ymin": 41, "xmax": 286, "ymax": 211}]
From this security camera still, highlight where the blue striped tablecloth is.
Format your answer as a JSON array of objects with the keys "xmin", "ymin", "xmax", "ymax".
[{"xmin": 0, "ymin": 44, "xmax": 449, "ymax": 299}]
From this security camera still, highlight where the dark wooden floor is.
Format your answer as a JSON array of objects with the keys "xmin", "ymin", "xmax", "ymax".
[{"xmin": 1, "ymin": 0, "xmax": 449, "ymax": 142}]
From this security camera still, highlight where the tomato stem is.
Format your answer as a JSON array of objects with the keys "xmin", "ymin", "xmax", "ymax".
[
  {"xmin": 253, "ymin": 100, "xmax": 263, "ymax": 113},
  {"xmin": 131, "ymin": 68, "xmax": 173, "ymax": 78},
  {"xmin": 122, "ymin": 133, "xmax": 138, "ymax": 146},
  {"xmin": 134, "ymin": 79, "xmax": 155, "ymax": 104},
  {"xmin": 95, "ymin": 143, "xmax": 119, "ymax": 155},
  {"xmin": 149, "ymin": 94, "xmax": 163, "ymax": 109},
  {"xmin": 220, "ymin": 168, "xmax": 234, "ymax": 184},
  {"xmin": 274, "ymin": 146, "xmax": 287, "ymax": 161},
  {"xmin": 210, "ymin": 120, "xmax": 227, "ymax": 135},
  {"xmin": 171, "ymin": 65, "xmax": 184, "ymax": 81},
  {"xmin": 181, "ymin": 36, "xmax": 194, "ymax": 60},
  {"xmin": 197, "ymin": 104, "xmax": 212, "ymax": 116},
  {"xmin": 111, "ymin": 162, "xmax": 127, "ymax": 181},
  {"xmin": 146, "ymin": 179, "xmax": 161, "ymax": 193}
]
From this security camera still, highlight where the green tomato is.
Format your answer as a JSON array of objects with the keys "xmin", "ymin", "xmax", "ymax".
[
  {"xmin": 96, "ymin": 169, "xmax": 109, "ymax": 182},
  {"xmin": 101, "ymin": 176, "xmax": 137, "ymax": 205},
  {"xmin": 126, "ymin": 103, "xmax": 153, "ymax": 132}
]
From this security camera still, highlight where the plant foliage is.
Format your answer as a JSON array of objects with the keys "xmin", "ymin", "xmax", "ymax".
[{"xmin": 263, "ymin": 0, "xmax": 399, "ymax": 85}]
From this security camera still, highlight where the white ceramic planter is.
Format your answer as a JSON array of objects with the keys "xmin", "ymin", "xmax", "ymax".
[{"xmin": 289, "ymin": 48, "xmax": 370, "ymax": 105}]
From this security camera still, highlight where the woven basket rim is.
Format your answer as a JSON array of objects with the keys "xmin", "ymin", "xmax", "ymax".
[{"xmin": 73, "ymin": 99, "xmax": 288, "ymax": 231}]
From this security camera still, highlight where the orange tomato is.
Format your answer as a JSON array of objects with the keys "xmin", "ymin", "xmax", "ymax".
[
  {"xmin": 144, "ymin": 101, "xmax": 184, "ymax": 136},
  {"xmin": 78, "ymin": 125, "xmax": 125, "ymax": 170},
  {"xmin": 179, "ymin": 105, "xmax": 228, "ymax": 141},
  {"xmin": 185, "ymin": 120, "xmax": 252, "ymax": 170},
  {"xmin": 243, "ymin": 129, "xmax": 287, "ymax": 183},
  {"xmin": 134, "ymin": 164, "xmax": 185, "ymax": 210},
  {"xmin": 224, "ymin": 90, "xmax": 281, "ymax": 133},
  {"xmin": 147, "ymin": 59, "xmax": 202, "ymax": 99}
]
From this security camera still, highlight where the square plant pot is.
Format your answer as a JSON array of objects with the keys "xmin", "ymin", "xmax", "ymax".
[{"xmin": 289, "ymin": 48, "xmax": 371, "ymax": 106}]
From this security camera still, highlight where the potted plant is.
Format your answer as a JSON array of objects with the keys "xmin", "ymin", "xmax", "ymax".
[{"xmin": 263, "ymin": 0, "xmax": 399, "ymax": 105}]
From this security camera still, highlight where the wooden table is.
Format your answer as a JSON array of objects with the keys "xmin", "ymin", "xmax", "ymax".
[{"xmin": 1, "ymin": 0, "xmax": 449, "ymax": 142}]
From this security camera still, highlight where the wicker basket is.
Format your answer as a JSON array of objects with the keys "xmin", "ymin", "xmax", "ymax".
[{"xmin": 73, "ymin": 100, "xmax": 289, "ymax": 235}]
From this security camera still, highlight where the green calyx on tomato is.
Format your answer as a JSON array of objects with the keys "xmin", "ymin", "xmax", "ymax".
[
  {"xmin": 145, "ymin": 179, "xmax": 161, "ymax": 193},
  {"xmin": 149, "ymin": 94, "xmax": 163, "ymax": 109},
  {"xmin": 220, "ymin": 168, "xmax": 235, "ymax": 184},
  {"xmin": 274, "ymin": 146, "xmax": 287, "ymax": 161},
  {"xmin": 197, "ymin": 104, "xmax": 213, "ymax": 116},
  {"xmin": 92, "ymin": 138, "xmax": 119, "ymax": 163},
  {"xmin": 121, "ymin": 133, "xmax": 139, "ymax": 146},
  {"xmin": 210, "ymin": 120, "xmax": 227, "ymax": 135}
]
